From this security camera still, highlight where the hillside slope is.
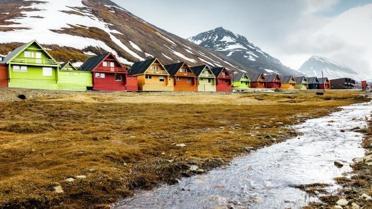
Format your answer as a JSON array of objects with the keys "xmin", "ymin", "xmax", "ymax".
[
  {"xmin": 299, "ymin": 56, "xmax": 361, "ymax": 80},
  {"xmin": 189, "ymin": 27, "xmax": 301, "ymax": 76},
  {"xmin": 0, "ymin": 0, "xmax": 246, "ymax": 72}
]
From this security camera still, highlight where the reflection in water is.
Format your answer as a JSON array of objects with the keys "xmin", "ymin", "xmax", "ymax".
[{"xmin": 114, "ymin": 102, "xmax": 372, "ymax": 209}]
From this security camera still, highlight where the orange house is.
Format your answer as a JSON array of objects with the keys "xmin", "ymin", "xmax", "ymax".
[
  {"xmin": 165, "ymin": 62, "xmax": 197, "ymax": 92},
  {"xmin": 129, "ymin": 58, "xmax": 173, "ymax": 92}
]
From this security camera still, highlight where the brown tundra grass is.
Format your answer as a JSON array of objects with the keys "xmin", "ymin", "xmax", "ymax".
[{"xmin": 0, "ymin": 89, "xmax": 368, "ymax": 209}]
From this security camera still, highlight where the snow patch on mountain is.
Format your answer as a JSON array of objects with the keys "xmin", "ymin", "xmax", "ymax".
[
  {"xmin": 189, "ymin": 27, "xmax": 300, "ymax": 75},
  {"xmin": 298, "ymin": 56, "xmax": 362, "ymax": 80}
]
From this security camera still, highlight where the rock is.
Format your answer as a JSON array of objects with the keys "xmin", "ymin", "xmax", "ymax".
[
  {"xmin": 176, "ymin": 143, "xmax": 186, "ymax": 148},
  {"xmin": 75, "ymin": 175, "xmax": 87, "ymax": 179},
  {"xmin": 244, "ymin": 147, "xmax": 254, "ymax": 152},
  {"xmin": 65, "ymin": 178, "xmax": 75, "ymax": 183},
  {"xmin": 333, "ymin": 206, "xmax": 343, "ymax": 209},
  {"xmin": 351, "ymin": 203, "xmax": 360, "ymax": 209},
  {"xmin": 353, "ymin": 158, "xmax": 364, "ymax": 163},
  {"xmin": 196, "ymin": 169, "xmax": 205, "ymax": 174},
  {"xmin": 336, "ymin": 198, "xmax": 349, "ymax": 206},
  {"xmin": 53, "ymin": 185, "xmax": 64, "ymax": 194},
  {"xmin": 364, "ymin": 154, "xmax": 372, "ymax": 162},
  {"xmin": 360, "ymin": 193, "xmax": 372, "ymax": 200},
  {"xmin": 88, "ymin": 168, "xmax": 96, "ymax": 173},
  {"xmin": 189, "ymin": 165, "xmax": 199, "ymax": 171},
  {"xmin": 334, "ymin": 161, "xmax": 344, "ymax": 168},
  {"xmin": 276, "ymin": 122, "xmax": 284, "ymax": 126}
]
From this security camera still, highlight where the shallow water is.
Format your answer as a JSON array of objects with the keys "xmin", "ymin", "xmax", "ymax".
[{"xmin": 114, "ymin": 102, "xmax": 372, "ymax": 209}]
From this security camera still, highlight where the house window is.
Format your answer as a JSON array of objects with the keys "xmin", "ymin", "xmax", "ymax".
[
  {"xmin": 153, "ymin": 65, "xmax": 159, "ymax": 73},
  {"xmin": 24, "ymin": 51, "xmax": 33, "ymax": 58},
  {"xmin": 42, "ymin": 67, "xmax": 52, "ymax": 76},
  {"xmin": 110, "ymin": 62, "xmax": 115, "ymax": 68},
  {"xmin": 159, "ymin": 76, "xmax": 165, "ymax": 82},
  {"xmin": 35, "ymin": 52, "xmax": 42, "ymax": 59},
  {"xmin": 208, "ymin": 78, "xmax": 213, "ymax": 83},
  {"xmin": 95, "ymin": 73, "xmax": 100, "ymax": 78},
  {"xmin": 103, "ymin": 62, "xmax": 108, "ymax": 67},
  {"xmin": 146, "ymin": 75, "xmax": 152, "ymax": 79},
  {"xmin": 100, "ymin": 73, "xmax": 105, "ymax": 78},
  {"xmin": 115, "ymin": 74, "xmax": 123, "ymax": 81},
  {"xmin": 13, "ymin": 65, "xmax": 27, "ymax": 72}
]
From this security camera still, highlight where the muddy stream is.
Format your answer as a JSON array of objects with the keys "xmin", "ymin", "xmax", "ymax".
[{"xmin": 114, "ymin": 102, "xmax": 372, "ymax": 209}]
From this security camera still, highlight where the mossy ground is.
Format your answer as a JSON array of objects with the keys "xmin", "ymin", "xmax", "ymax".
[{"xmin": 0, "ymin": 89, "xmax": 368, "ymax": 209}]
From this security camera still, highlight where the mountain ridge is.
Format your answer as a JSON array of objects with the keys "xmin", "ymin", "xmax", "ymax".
[{"xmin": 189, "ymin": 27, "xmax": 301, "ymax": 76}]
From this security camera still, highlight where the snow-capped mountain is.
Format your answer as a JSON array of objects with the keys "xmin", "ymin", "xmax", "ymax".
[
  {"xmin": 298, "ymin": 56, "xmax": 361, "ymax": 80},
  {"xmin": 0, "ymin": 0, "xmax": 246, "ymax": 72},
  {"xmin": 189, "ymin": 27, "xmax": 300, "ymax": 76}
]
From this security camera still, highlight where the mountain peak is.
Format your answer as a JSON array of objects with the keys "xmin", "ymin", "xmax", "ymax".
[
  {"xmin": 190, "ymin": 28, "xmax": 300, "ymax": 76},
  {"xmin": 299, "ymin": 56, "xmax": 360, "ymax": 80}
]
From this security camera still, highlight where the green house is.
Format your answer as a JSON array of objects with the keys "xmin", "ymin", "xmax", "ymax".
[
  {"xmin": 58, "ymin": 62, "xmax": 92, "ymax": 91},
  {"xmin": 4, "ymin": 40, "xmax": 59, "ymax": 90},
  {"xmin": 232, "ymin": 72, "xmax": 251, "ymax": 92}
]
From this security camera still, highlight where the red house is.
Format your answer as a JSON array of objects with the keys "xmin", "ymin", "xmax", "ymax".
[
  {"xmin": 318, "ymin": 77, "xmax": 330, "ymax": 89},
  {"xmin": 264, "ymin": 73, "xmax": 281, "ymax": 89},
  {"xmin": 250, "ymin": 72, "xmax": 266, "ymax": 88},
  {"xmin": 80, "ymin": 53, "xmax": 138, "ymax": 92},
  {"xmin": 0, "ymin": 63, "xmax": 8, "ymax": 88},
  {"xmin": 211, "ymin": 67, "xmax": 232, "ymax": 92}
]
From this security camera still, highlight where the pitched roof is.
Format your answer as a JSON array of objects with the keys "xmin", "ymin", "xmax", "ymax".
[
  {"xmin": 247, "ymin": 72, "xmax": 264, "ymax": 82},
  {"xmin": 294, "ymin": 76, "xmax": 308, "ymax": 84},
  {"xmin": 164, "ymin": 62, "xmax": 185, "ymax": 76},
  {"xmin": 128, "ymin": 58, "xmax": 157, "ymax": 75},
  {"xmin": 281, "ymin": 75, "xmax": 295, "ymax": 84},
  {"xmin": 80, "ymin": 53, "xmax": 109, "ymax": 71},
  {"xmin": 233, "ymin": 72, "xmax": 250, "ymax": 82},
  {"xmin": 264, "ymin": 74, "xmax": 280, "ymax": 82},
  {"xmin": 3, "ymin": 40, "xmax": 57, "ymax": 65},
  {"xmin": 60, "ymin": 62, "xmax": 78, "ymax": 71},
  {"xmin": 307, "ymin": 77, "xmax": 319, "ymax": 84},
  {"xmin": 191, "ymin": 65, "xmax": 211, "ymax": 76},
  {"xmin": 211, "ymin": 67, "xmax": 224, "ymax": 77}
]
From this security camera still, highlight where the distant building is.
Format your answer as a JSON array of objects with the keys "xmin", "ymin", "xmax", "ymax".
[
  {"xmin": 294, "ymin": 76, "xmax": 308, "ymax": 90},
  {"xmin": 318, "ymin": 77, "xmax": 331, "ymax": 89},
  {"xmin": 330, "ymin": 78, "xmax": 356, "ymax": 89},
  {"xmin": 307, "ymin": 77, "xmax": 320, "ymax": 89}
]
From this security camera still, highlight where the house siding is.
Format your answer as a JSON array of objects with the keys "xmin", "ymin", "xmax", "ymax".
[
  {"xmin": 58, "ymin": 71, "xmax": 92, "ymax": 91},
  {"xmin": 8, "ymin": 65, "xmax": 58, "ymax": 90},
  {"xmin": 0, "ymin": 64, "xmax": 8, "ymax": 88}
]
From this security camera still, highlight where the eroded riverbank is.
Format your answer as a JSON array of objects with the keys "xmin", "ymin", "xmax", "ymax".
[{"xmin": 114, "ymin": 102, "xmax": 372, "ymax": 209}]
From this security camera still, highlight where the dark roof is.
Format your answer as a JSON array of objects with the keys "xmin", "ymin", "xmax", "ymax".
[
  {"xmin": 318, "ymin": 77, "xmax": 330, "ymax": 84},
  {"xmin": 164, "ymin": 62, "xmax": 185, "ymax": 76},
  {"xmin": 211, "ymin": 67, "xmax": 224, "ymax": 77},
  {"xmin": 129, "ymin": 58, "xmax": 156, "ymax": 75},
  {"xmin": 247, "ymin": 72, "xmax": 264, "ymax": 82},
  {"xmin": 307, "ymin": 77, "xmax": 319, "ymax": 84},
  {"xmin": 80, "ymin": 53, "xmax": 109, "ymax": 71},
  {"xmin": 191, "ymin": 65, "xmax": 210, "ymax": 76},
  {"xmin": 294, "ymin": 76, "xmax": 308, "ymax": 84},
  {"xmin": 281, "ymin": 75, "xmax": 295, "ymax": 84},
  {"xmin": 264, "ymin": 74, "xmax": 280, "ymax": 82},
  {"xmin": 233, "ymin": 72, "xmax": 249, "ymax": 82}
]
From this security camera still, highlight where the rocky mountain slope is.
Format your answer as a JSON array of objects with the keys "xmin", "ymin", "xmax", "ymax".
[
  {"xmin": 299, "ymin": 56, "xmax": 361, "ymax": 80},
  {"xmin": 0, "ymin": 0, "xmax": 246, "ymax": 72},
  {"xmin": 189, "ymin": 27, "xmax": 300, "ymax": 76}
]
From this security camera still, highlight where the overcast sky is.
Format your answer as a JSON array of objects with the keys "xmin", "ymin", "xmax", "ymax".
[{"xmin": 113, "ymin": 0, "xmax": 372, "ymax": 76}]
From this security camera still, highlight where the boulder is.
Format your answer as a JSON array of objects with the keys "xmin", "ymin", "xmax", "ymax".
[
  {"xmin": 65, "ymin": 178, "xmax": 75, "ymax": 183},
  {"xmin": 334, "ymin": 161, "xmax": 344, "ymax": 168},
  {"xmin": 336, "ymin": 198, "xmax": 349, "ymax": 206},
  {"xmin": 351, "ymin": 203, "xmax": 360, "ymax": 209},
  {"xmin": 176, "ymin": 143, "xmax": 186, "ymax": 148},
  {"xmin": 54, "ymin": 185, "xmax": 64, "ymax": 194}
]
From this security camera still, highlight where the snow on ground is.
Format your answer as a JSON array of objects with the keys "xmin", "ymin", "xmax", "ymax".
[
  {"xmin": 198, "ymin": 57, "xmax": 215, "ymax": 67},
  {"xmin": 185, "ymin": 48, "xmax": 194, "ymax": 54},
  {"xmin": 0, "ymin": 0, "xmax": 139, "ymax": 64},
  {"xmin": 144, "ymin": 53, "xmax": 153, "ymax": 58},
  {"xmin": 265, "ymin": 69, "xmax": 276, "ymax": 73},
  {"xmin": 220, "ymin": 36, "xmax": 235, "ymax": 43},
  {"xmin": 129, "ymin": 41, "xmax": 143, "ymax": 52},
  {"xmin": 72, "ymin": 61, "xmax": 83, "ymax": 67},
  {"xmin": 172, "ymin": 51, "xmax": 196, "ymax": 63},
  {"xmin": 156, "ymin": 32, "xmax": 176, "ymax": 45}
]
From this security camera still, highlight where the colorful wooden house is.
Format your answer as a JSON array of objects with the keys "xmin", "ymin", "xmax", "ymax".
[
  {"xmin": 294, "ymin": 76, "xmax": 308, "ymax": 90},
  {"xmin": 211, "ymin": 67, "xmax": 232, "ymax": 93},
  {"xmin": 165, "ymin": 62, "xmax": 197, "ymax": 92},
  {"xmin": 3, "ymin": 40, "xmax": 59, "ymax": 90},
  {"xmin": 0, "ymin": 63, "xmax": 8, "ymax": 88},
  {"xmin": 129, "ymin": 58, "xmax": 173, "ymax": 92},
  {"xmin": 249, "ymin": 72, "xmax": 266, "ymax": 88},
  {"xmin": 307, "ymin": 77, "xmax": 320, "ymax": 89},
  {"xmin": 264, "ymin": 73, "xmax": 281, "ymax": 89},
  {"xmin": 232, "ymin": 72, "xmax": 250, "ymax": 92},
  {"xmin": 280, "ymin": 75, "xmax": 296, "ymax": 90},
  {"xmin": 80, "ymin": 53, "xmax": 137, "ymax": 92},
  {"xmin": 330, "ymin": 78, "xmax": 355, "ymax": 89},
  {"xmin": 190, "ymin": 65, "xmax": 216, "ymax": 92},
  {"xmin": 318, "ymin": 77, "xmax": 331, "ymax": 89},
  {"xmin": 57, "ymin": 62, "xmax": 92, "ymax": 91}
]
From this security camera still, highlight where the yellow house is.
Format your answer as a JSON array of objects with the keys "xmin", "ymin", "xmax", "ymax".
[
  {"xmin": 281, "ymin": 75, "xmax": 296, "ymax": 90},
  {"xmin": 129, "ymin": 58, "xmax": 173, "ymax": 92}
]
